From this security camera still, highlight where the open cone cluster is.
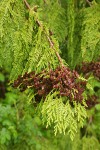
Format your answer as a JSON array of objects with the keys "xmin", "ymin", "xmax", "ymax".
[
  {"xmin": 13, "ymin": 66, "xmax": 87, "ymax": 103},
  {"xmin": 77, "ymin": 61, "xmax": 100, "ymax": 79},
  {"xmin": 86, "ymin": 95, "xmax": 99, "ymax": 109},
  {"xmin": 76, "ymin": 61, "xmax": 100, "ymax": 108}
]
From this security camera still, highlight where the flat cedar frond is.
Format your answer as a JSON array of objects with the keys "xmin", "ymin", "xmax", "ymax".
[
  {"xmin": 42, "ymin": 91, "xmax": 87, "ymax": 140},
  {"xmin": 0, "ymin": 0, "xmax": 62, "ymax": 80},
  {"xmin": 81, "ymin": 4, "xmax": 100, "ymax": 62}
]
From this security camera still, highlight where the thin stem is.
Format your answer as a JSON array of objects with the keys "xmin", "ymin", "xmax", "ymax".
[
  {"xmin": 43, "ymin": 0, "xmax": 47, "ymax": 4},
  {"xmin": 23, "ymin": 0, "xmax": 31, "ymax": 9},
  {"xmin": 86, "ymin": 0, "xmax": 92, "ymax": 6},
  {"xmin": 46, "ymin": 35, "xmax": 64, "ymax": 66}
]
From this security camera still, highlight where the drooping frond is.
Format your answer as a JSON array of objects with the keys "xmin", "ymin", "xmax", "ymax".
[
  {"xmin": 63, "ymin": 2, "xmax": 100, "ymax": 68},
  {"xmin": 0, "ymin": 0, "xmax": 27, "ymax": 74},
  {"xmin": 42, "ymin": 91, "xmax": 87, "ymax": 140},
  {"xmin": 80, "ymin": 4, "xmax": 100, "ymax": 62},
  {"xmin": 0, "ymin": 0, "xmax": 64, "ymax": 80}
]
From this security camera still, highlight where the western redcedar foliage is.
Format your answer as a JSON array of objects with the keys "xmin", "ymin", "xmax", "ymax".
[{"xmin": 0, "ymin": 0, "xmax": 100, "ymax": 149}]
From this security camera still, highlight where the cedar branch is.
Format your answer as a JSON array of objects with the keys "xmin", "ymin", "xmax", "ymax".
[{"xmin": 23, "ymin": 0, "xmax": 64, "ymax": 66}]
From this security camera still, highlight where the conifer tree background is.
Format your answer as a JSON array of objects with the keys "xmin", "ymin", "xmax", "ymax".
[{"xmin": 0, "ymin": 0, "xmax": 100, "ymax": 149}]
